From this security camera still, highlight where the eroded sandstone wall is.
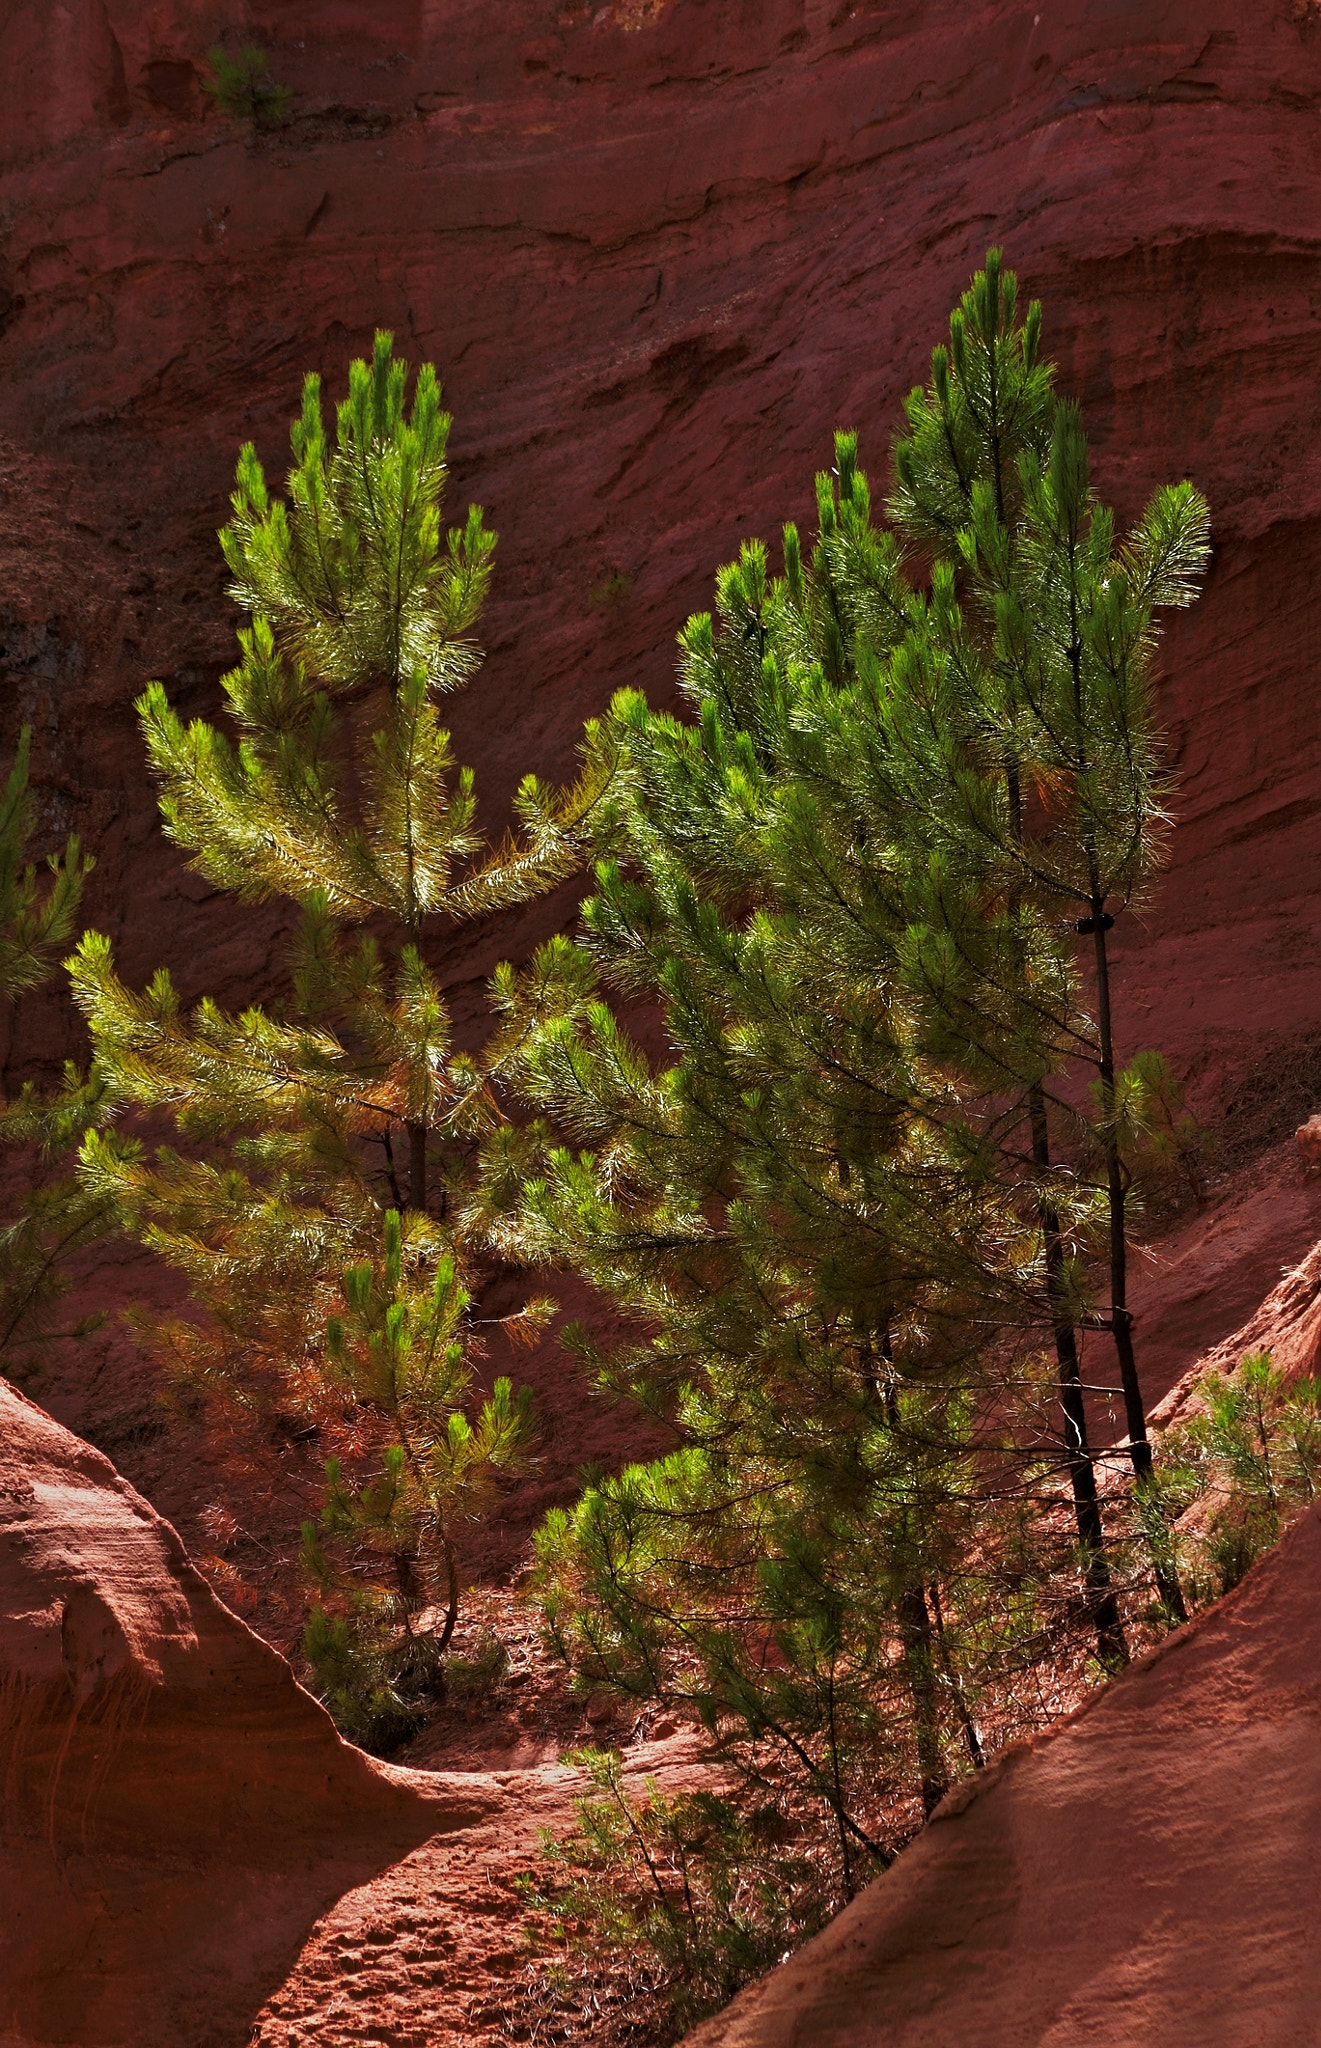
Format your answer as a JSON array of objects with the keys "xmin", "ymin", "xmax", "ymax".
[
  {"xmin": 0, "ymin": 1377, "xmax": 499, "ymax": 2047},
  {"xmin": 1, "ymin": 0, "xmax": 1319, "ymax": 1088}
]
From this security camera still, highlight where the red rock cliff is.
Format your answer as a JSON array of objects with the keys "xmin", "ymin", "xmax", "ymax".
[{"xmin": 1, "ymin": 0, "xmax": 1319, "ymax": 1093}]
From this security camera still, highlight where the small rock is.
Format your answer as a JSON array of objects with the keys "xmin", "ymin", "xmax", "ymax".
[{"xmin": 1297, "ymin": 1114, "xmax": 1321, "ymax": 1178}]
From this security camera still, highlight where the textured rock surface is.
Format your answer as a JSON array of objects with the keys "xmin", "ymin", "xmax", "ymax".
[
  {"xmin": 247, "ymin": 1726, "xmax": 715, "ymax": 2047},
  {"xmin": 1151, "ymin": 1224, "xmax": 1321, "ymax": 1431},
  {"xmin": 683, "ymin": 1489, "xmax": 1321, "ymax": 2047},
  {"xmin": 0, "ymin": 1377, "xmax": 500, "ymax": 2048},
  {"xmin": 1121, "ymin": 1136, "xmax": 1321, "ymax": 1417},
  {"xmin": 1, "ymin": 0, "xmax": 1320, "ymax": 1103}
]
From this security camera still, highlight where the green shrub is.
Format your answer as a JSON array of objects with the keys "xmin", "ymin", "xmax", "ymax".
[
  {"xmin": 520, "ymin": 1747, "xmax": 833, "ymax": 2039},
  {"xmin": 303, "ymin": 1600, "xmax": 439, "ymax": 1753},
  {"xmin": 203, "ymin": 45, "xmax": 291, "ymax": 129},
  {"xmin": 1157, "ymin": 1351, "xmax": 1321, "ymax": 1600}
]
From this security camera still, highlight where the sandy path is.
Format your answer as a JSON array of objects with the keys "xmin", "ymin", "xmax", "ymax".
[{"xmin": 253, "ymin": 1734, "xmax": 711, "ymax": 2047}]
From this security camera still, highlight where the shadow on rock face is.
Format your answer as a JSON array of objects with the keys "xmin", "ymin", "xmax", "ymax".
[{"xmin": 0, "ymin": 1380, "xmax": 501, "ymax": 2048}]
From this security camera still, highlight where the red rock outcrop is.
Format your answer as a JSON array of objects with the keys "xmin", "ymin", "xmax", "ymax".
[
  {"xmin": 683, "ymin": 1487, "xmax": 1321, "ymax": 2048},
  {"xmin": 1119, "ymin": 1136, "xmax": 1321, "ymax": 1416},
  {"xmin": 0, "ymin": 1376, "xmax": 501, "ymax": 2048},
  {"xmin": 1150, "ymin": 1224, "xmax": 1321, "ymax": 1432}
]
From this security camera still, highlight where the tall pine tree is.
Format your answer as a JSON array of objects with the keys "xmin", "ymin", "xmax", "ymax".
[
  {"xmin": 71, "ymin": 334, "xmax": 609, "ymax": 1683},
  {"xmin": 492, "ymin": 258, "xmax": 1210, "ymax": 1844},
  {"xmin": 488, "ymin": 531, "xmax": 1078, "ymax": 1856},
  {"xmin": 891, "ymin": 256, "xmax": 1208, "ymax": 1617}
]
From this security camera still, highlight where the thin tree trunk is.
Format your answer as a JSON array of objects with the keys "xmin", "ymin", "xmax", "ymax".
[
  {"xmin": 436, "ymin": 1538, "xmax": 459, "ymax": 1655},
  {"xmin": 1061, "ymin": 529, "xmax": 1185, "ymax": 1625},
  {"xmin": 825, "ymin": 1671, "xmax": 856, "ymax": 1898},
  {"xmin": 897, "ymin": 1582, "xmax": 950, "ymax": 1817},
  {"xmin": 1088, "ymin": 905, "xmax": 1148, "ymax": 1469},
  {"xmin": 928, "ymin": 1580, "xmax": 985, "ymax": 1770},
  {"xmin": 394, "ymin": 1548, "xmax": 422, "ymax": 1631},
  {"xmin": 1009, "ymin": 754, "xmax": 1126, "ymax": 1665},
  {"xmin": 1029, "ymin": 1084, "xmax": 1129, "ymax": 1665},
  {"xmin": 879, "ymin": 1363, "xmax": 952, "ymax": 1813},
  {"xmin": 1089, "ymin": 902, "xmax": 1188, "ymax": 1622},
  {"xmin": 408, "ymin": 1119, "xmax": 427, "ymax": 1214}
]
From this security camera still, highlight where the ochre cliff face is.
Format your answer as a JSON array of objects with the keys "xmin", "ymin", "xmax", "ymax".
[
  {"xmin": 0, "ymin": 1377, "xmax": 499, "ymax": 2048},
  {"xmin": 3, "ymin": 19, "xmax": 1321, "ymax": 2044},
  {"xmin": 2, "ymin": 0, "xmax": 1320, "ymax": 1090}
]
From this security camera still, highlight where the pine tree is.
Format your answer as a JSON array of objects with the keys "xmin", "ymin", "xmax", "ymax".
[
  {"xmin": 891, "ymin": 255, "xmax": 1208, "ymax": 1619},
  {"xmin": 70, "ymin": 334, "xmax": 608, "ymax": 1681},
  {"xmin": 489, "ymin": 528, "xmax": 1073, "ymax": 1857},
  {"xmin": 299, "ymin": 1205, "xmax": 534, "ymax": 1739},
  {"xmin": 0, "ymin": 731, "xmax": 112, "ymax": 1375},
  {"xmin": 492, "ymin": 258, "xmax": 1211, "ymax": 1845},
  {"xmin": 882, "ymin": 258, "xmax": 1127, "ymax": 1650}
]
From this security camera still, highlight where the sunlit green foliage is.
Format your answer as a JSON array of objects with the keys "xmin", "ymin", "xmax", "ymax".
[
  {"xmin": 486, "ymin": 256, "xmax": 1211, "ymax": 1882},
  {"xmin": 301, "ymin": 1207, "xmax": 538, "ymax": 1653},
  {"xmin": 890, "ymin": 253, "xmax": 1210, "ymax": 1540},
  {"xmin": 1158, "ymin": 1351, "xmax": 1321, "ymax": 1598},
  {"xmin": 71, "ymin": 337, "xmax": 607, "ymax": 1712}
]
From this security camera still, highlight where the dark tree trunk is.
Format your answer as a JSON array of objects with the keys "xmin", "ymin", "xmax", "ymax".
[
  {"xmin": 880, "ymin": 1363, "xmax": 953, "ymax": 1813},
  {"xmin": 928, "ymin": 1579, "xmax": 985, "ymax": 1770},
  {"xmin": 1029, "ymin": 1083, "xmax": 1129, "ymax": 1666},
  {"xmin": 897, "ymin": 1583, "xmax": 950, "ymax": 1817},
  {"xmin": 436, "ymin": 1538, "xmax": 459, "ymax": 1656},
  {"xmin": 394, "ymin": 1547, "xmax": 423, "ymax": 1629},
  {"xmin": 1090, "ymin": 903, "xmax": 1188, "ymax": 1623},
  {"xmin": 1006, "ymin": 752, "xmax": 1127, "ymax": 1665}
]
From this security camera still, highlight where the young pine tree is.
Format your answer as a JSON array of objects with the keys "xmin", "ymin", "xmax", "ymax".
[
  {"xmin": 891, "ymin": 254, "xmax": 1209, "ymax": 1618},
  {"xmin": 715, "ymin": 415, "xmax": 1126, "ymax": 1663},
  {"xmin": 71, "ymin": 335, "xmax": 607, "ymax": 1691},
  {"xmin": 489, "ymin": 525, "xmax": 1069, "ymax": 1864},
  {"xmin": 495, "ymin": 262, "xmax": 1211, "ymax": 1843},
  {"xmin": 300, "ymin": 1206, "xmax": 534, "ymax": 1740}
]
